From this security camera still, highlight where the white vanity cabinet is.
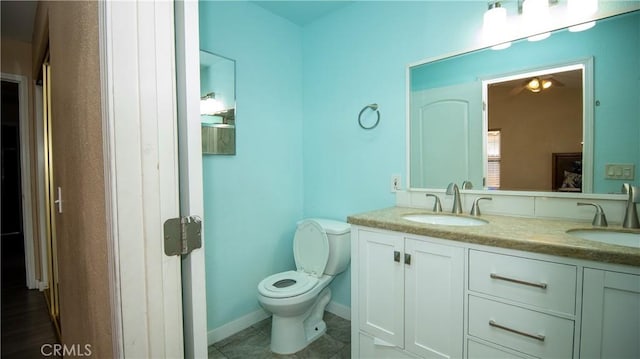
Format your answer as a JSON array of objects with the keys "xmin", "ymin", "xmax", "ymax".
[
  {"xmin": 580, "ymin": 269, "xmax": 640, "ymax": 359},
  {"xmin": 354, "ymin": 227, "xmax": 464, "ymax": 359},
  {"xmin": 351, "ymin": 224, "xmax": 640, "ymax": 359}
]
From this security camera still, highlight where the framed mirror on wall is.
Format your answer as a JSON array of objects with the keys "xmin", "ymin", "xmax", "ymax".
[
  {"xmin": 200, "ymin": 50, "xmax": 236, "ymax": 155},
  {"xmin": 408, "ymin": 10, "xmax": 639, "ymax": 195}
]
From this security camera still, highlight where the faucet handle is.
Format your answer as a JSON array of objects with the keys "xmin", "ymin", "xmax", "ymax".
[
  {"xmin": 461, "ymin": 181, "xmax": 473, "ymax": 190},
  {"xmin": 470, "ymin": 197, "xmax": 492, "ymax": 216},
  {"xmin": 446, "ymin": 182, "xmax": 458, "ymax": 195},
  {"xmin": 622, "ymin": 183, "xmax": 639, "ymax": 203},
  {"xmin": 577, "ymin": 202, "xmax": 608, "ymax": 227},
  {"xmin": 425, "ymin": 194, "xmax": 442, "ymax": 213}
]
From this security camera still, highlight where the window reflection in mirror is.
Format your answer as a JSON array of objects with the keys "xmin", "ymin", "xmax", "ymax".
[{"xmin": 200, "ymin": 50, "xmax": 236, "ymax": 155}]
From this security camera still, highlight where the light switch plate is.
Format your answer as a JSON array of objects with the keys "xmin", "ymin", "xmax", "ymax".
[{"xmin": 604, "ymin": 164, "xmax": 635, "ymax": 180}]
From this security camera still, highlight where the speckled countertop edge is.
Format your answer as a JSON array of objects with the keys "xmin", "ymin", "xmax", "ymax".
[{"xmin": 347, "ymin": 207, "xmax": 640, "ymax": 267}]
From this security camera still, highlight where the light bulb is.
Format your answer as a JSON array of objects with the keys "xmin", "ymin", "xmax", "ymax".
[
  {"xmin": 523, "ymin": 0, "xmax": 551, "ymax": 42},
  {"xmin": 568, "ymin": 0, "xmax": 598, "ymax": 32},
  {"xmin": 483, "ymin": 2, "xmax": 509, "ymax": 46}
]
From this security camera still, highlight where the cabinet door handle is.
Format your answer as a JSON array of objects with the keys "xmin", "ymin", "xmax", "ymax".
[
  {"xmin": 490, "ymin": 273, "xmax": 548, "ymax": 289},
  {"xmin": 404, "ymin": 253, "xmax": 411, "ymax": 265},
  {"xmin": 394, "ymin": 251, "xmax": 400, "ymax": 262},
  {"xmin": 489, "ymin": 320, "xmax": 545, "ymax": 342}
]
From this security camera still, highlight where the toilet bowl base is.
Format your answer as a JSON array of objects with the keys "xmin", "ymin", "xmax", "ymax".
[{"xmin": 269, "ymin": 288, "xmax": 331, "ymax": 354}]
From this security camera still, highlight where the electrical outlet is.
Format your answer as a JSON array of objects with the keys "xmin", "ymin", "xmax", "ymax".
[{"xmin": 391, "ymin": 175, "xmax": 401, "ymax": 192}]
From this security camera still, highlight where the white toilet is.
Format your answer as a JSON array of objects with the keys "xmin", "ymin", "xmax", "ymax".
[{"xmin": 257, "ymin": 218, "xmax": 351, "ymax": 354}]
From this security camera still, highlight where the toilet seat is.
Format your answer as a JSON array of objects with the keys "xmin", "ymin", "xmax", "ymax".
[
  {"xmin": 258, "ymin": 270, "xmax": 318, "ymax": 298},
  {"xmin": 258, "ymin": 220, "xmax": 331, "ymax": 300},
  {"xmin": 293, "ymin": 220, "xmax": 329, "ymax": 276}
]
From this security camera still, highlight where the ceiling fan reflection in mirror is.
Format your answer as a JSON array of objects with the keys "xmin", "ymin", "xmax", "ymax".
[
  {"xmin": 505, "ymin": 70, "xmax": 580, "ymax": 96},
  {"xmin": 509, "ymin": 75, "xmax": 562, "ymax": 95}
]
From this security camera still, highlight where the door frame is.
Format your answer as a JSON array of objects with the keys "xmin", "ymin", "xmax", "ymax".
[
  {"xmin": 174, "ymin": 0, "xmax": 208, "ymax": 357},
  {"xmin": 1, "ymin": 72, "xmax": 37, "ymax": 290}
]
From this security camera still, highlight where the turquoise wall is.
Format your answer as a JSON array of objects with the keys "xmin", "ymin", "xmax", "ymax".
[
  {"xmin": 199, "ymin": 1, "xmax": 304, "ymax": 330},
  {"xmin": 200, "ymin": 0, "xmax": 486, "ymax": 332},
  {"xmin": 301, "ymin": 1, "xmax": 485, "ymax": 307}
]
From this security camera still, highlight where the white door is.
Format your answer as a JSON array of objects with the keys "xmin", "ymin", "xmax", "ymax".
[
  {"xmin": 101, "ymin": 1, "xmax": 206, "ymax": 357},
  {"xmin": 409, "ymin": 82, "xmax": 482, "ymax": 189},
  {"xmin": 581, "ymin": 268, "xmax": 640, "ymax": 359},
  {"xmin": 405, "ymin": 238, "xmax": 464, "ymax": 359}
]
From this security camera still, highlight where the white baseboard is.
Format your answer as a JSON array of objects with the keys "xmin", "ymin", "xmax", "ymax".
[
  {"xmin": 326, "ymin": 300, "xmax": 351, "ymax": 321},
  {"xmin": 207, "ymin": 301, "xmax": 351, "ymax": 346},
  {"xmin": 207, "ymin": 308, "xmax": 270, "ymax": 346}
]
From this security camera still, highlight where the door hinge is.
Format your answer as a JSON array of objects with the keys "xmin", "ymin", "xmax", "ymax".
[{"xmin": 164, "ymin": 216, "xmax": 202, "ymax": 256}]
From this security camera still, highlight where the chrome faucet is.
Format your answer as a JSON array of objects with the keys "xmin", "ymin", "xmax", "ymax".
[
  {"xmin": 577, "ymin": 202, "xmax": 608, "ymax": 227},
  {"xmin": 446, "ymin": 183, "xmax": 463, "ymax": 214},
  {"xmin": 425, "ymin": 194, "xmax": 442, "ymax": 213},
  {"xmin": 622, "ymin": 183, "xmax": 639, "ymax": 229},
  {"xmin": 470, "ymin": 197, "xmax": 492, "ymax": 216}
]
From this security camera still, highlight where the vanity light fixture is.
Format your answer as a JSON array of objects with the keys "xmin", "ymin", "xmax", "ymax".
[
  {"xmin": 483, "ymin": 1, "xmax": 512, "ymax": 50},
  {"xmin": 568, "ymin": 0, "xmax": 598, "ymax": 32},
  {"xmin": 522, "ymin": 0, "xmax": 551, "ymax": 41},
  {"xmin": 200, "ymin": 92, "xmax": 225, "ymax": 115}
]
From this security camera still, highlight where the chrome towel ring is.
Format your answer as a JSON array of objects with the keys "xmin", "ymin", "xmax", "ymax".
[{"xmin": 358, "ymin": 103, "xmax": 380, "ymax": 130}]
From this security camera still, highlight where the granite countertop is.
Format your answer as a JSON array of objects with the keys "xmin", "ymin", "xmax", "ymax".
[{"xmin": 347, "ymin": 207, "xmax": 640, "ymax": 267}]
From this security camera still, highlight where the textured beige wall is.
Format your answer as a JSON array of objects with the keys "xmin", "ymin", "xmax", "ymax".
[
  {"xmin": 1, "ymin": 36, "xmax": 42, "ymax": 280},
  {"xmin": 34, "ymin": 1, "xmax": 113, "ymax": 356},
  {"xmin": 489, "ymin": 86, "xmax": 583, "ymax": 191}
]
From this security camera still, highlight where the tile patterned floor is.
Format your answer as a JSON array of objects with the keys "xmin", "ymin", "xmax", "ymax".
[{"xmin": 208, "ymin": 312, "xmax": 350, "ymax": 359}]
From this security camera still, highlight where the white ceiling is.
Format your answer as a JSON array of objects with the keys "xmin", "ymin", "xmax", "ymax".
[{"xmin": 1, "ymin": 0, "xmax": 37, "ymax": 43}]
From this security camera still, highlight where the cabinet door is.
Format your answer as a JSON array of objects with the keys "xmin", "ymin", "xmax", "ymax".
[
  {"xmin": 581, "ymin": 269, "xmax": 640, "ymax": 359},
  {"xmin": 405, "ymin": 238, "xmax": 464, "ymax": 359},
  {"xmin": 359, "ymin": 230, "xmax": 405, "ymax": 347}
]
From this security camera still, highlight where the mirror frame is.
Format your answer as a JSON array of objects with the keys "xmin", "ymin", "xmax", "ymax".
[{"xmin": 405, "ymin": 8, "xmax": 638, "ymax": 197}]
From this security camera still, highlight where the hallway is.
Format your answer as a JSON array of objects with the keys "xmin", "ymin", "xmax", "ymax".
[{"xmin": 1, "ymin": 234, "xmax": 59, "ymax": 358}]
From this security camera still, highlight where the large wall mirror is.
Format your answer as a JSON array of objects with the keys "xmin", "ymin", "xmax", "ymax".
[
  {"xmin": 409, "ymin": 10, "xmax": 639, "ymax": 194},
  {"xmin": 200, "ymin": 50, "xmax": 236, "ymax": 155}
]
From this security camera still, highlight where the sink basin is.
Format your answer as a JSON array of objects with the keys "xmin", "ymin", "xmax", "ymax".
[
  {"xmin": 402, "ymin": 214, "xmax": 488, "ymax": 226},
  {"xmin": 566, "ymin": 229, "xmax": 640, "ymax": 248}
]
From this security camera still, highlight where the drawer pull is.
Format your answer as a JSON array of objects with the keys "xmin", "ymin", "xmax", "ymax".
[
  {"xmin": 489, "ymin": 320, "xmax": 546, "ymax": 342},
  {"xmin": 490, "ymin": 273, "xmax": 548, "ymax": 289},
  {"xmin": 394, "ymin": 251, "xmax": 401, "ymax": 262}
]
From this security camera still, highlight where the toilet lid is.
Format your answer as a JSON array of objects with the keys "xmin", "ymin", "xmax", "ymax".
[
  {"xmin": 258, "ymin": 270, "xmax": 318, "ymax": 298},
  {"xmin": 294, "ymin": 220, "xmax": 329, "ymax": 277}
]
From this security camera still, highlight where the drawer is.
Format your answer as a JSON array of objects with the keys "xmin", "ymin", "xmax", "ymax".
[
  {"xmin": 468, "ymin": 295, "xmax": 574, "ymax": 359},
  {"xmin": 358, "ymin": 332, "xmax": 417, "ymax": 359},
  {"xmin": 469, "ymin": 250, "xmax": 577, "ymax": 315},
  {"xmin": 467, "ymin": 338, "xmax": 530, "ymax": 359}
]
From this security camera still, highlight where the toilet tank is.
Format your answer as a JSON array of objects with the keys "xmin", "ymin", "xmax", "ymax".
[{"xmin": 305, "ymin": 219, "xmax": 351, "ymax": 275}]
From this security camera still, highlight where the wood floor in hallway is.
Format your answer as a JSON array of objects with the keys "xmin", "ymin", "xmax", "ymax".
[{"xmin": 1, "ymin": 234, "xmax": 59, "ymax": 359}]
